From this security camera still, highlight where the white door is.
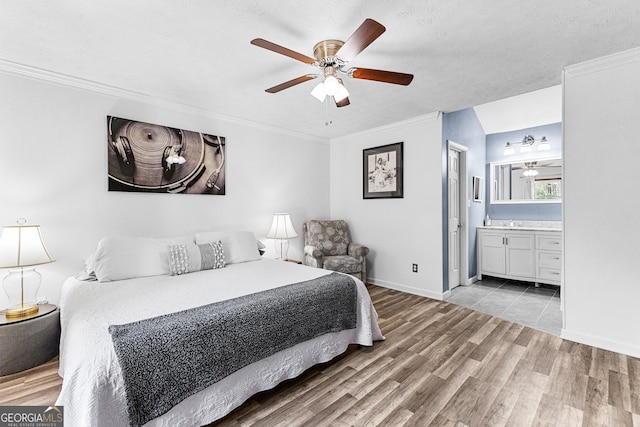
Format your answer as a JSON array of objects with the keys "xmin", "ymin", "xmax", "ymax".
[{"xmin": 448, "ymin": 148, "xmax": 461, "ymax": 289}]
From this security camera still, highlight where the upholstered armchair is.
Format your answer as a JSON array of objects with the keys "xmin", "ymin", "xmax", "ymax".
[{"xmin": 302, "ymin": 219, "xmax": 369, "ymax": 282}]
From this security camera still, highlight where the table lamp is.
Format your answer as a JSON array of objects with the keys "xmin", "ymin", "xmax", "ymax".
[
  {"xmin": 0, "ymin": 220, "xmax": 54, "ymax": 318},
  {"xmin": 266, "ymin": 213, "xmax": 298, "ymax": 260}
]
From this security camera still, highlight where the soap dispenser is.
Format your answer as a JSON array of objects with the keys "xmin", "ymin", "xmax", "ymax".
[{"xmin": 484, "ymin": 214, "xmax": 492, "ymax": 226}]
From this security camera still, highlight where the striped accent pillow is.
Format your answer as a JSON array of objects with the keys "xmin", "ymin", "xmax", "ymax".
[{"xmin": 168, "ymin": 241, "xmax": 225, "ymax": 276}]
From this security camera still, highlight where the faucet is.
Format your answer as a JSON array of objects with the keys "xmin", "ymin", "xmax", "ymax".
[{"xmin": 508, "ymin": 219, "xmax": 515, "ymax": 227}]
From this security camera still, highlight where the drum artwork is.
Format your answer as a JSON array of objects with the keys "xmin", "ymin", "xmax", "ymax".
[{"xmin": 107, "ymin": 116, "xmax": 225, "ymax": 195}]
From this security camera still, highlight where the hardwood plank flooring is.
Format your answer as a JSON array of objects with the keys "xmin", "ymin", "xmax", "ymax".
[{"xmin": 1, "ymin": 284, "xmax": 639, "ymax": 426}]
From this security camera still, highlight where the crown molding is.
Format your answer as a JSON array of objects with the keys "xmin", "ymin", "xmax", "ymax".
[
  {"xmin": 564, "ymin": 46, "xmax": 640, "ymax": 78},
  {"xmin": 0, "ymin": 58, "xmax": 328, "ymax": 144}
]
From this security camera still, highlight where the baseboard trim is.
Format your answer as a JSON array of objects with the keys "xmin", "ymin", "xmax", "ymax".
[
  {"xmin": 367, "ymin": 278, "xmax": 444, "ymax": 301},
  {"xmin": 561, "ymin": 328, "xmax": 640, "ymax": 359}
]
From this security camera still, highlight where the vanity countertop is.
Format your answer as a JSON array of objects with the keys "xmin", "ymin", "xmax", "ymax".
[
  {"xmin": 478, "ymin": 220, "xmax": 562, "ymax": 232},
  {"xmin": 478, "ymin": 225, "xmax": 562, "ymax": 232}
]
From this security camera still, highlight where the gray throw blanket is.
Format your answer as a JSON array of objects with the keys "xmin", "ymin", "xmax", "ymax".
[{"xmin": 108, "ymin": 272, "xmax": 357, "ymax": 427}]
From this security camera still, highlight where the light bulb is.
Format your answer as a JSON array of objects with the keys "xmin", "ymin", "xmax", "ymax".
[{"xmin": 323, "ymin": 75, "xmax": 340, "ymax": 96}]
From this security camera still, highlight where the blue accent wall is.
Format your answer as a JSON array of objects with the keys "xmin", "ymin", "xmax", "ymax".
[
  {"xmin": 485, "ymin": 122, "xmax": 562, "ymax": 221},
  {"xmin": 442, "ymin": 108, "xmax": 486, "ymax": 291}
]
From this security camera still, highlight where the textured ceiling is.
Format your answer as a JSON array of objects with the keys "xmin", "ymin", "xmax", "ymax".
[{"xmin": 2, "ymin": 1, "xmax": 640, "ymax": 138}]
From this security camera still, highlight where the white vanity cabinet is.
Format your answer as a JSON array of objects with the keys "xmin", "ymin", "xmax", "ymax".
[
  {"xmin": 478, "ymin": 230, "xmax": 536, "ymax": 279},
  {"xmin": 478, "ymin": 228, "xmax": 561, "ymax": 286},
  {"xmin": 535, "ymin": 233, "xmax": 562, "ymax": 285}
]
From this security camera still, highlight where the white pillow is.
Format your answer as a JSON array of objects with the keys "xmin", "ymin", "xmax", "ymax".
[
  {"xmin": 91, "ymin": 236, "xmax": 170, "ymax": 282},
  {"xmin": 194, "ymin": 231, "xmax": 261, "ymax": 264},
  {"xmin": 160, "ymin": 234, "xmax": 194, "ymax": 246}
]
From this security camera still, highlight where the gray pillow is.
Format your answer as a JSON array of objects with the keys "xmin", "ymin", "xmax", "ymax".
[{"xmin": 168, "ymin": 241, "xmax": 225, "ymax": 276}]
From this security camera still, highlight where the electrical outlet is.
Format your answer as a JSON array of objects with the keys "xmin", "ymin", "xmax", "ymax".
[{"xmin": 412, "ymin": 263, "xmax": 418, "ymax": 273}]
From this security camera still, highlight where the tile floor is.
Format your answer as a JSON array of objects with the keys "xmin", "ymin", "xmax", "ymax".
[{"xmin": 445, "ymin": 276, "xmax": 562, "ymax": 336}]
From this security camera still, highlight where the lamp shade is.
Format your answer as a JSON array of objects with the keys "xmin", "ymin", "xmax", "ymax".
[
  {"xmin": 503, "ymin": 142, "xmax": 514, "ymax": 156},
  {"xmin": 537, "ymin": 136, "xmax": 551, "ymax": 151},
  {"xmin": 0, "ymin": 225, "xmax": 54, "ymax": 268},
  {"xmin": 266, "ymin": 213, "xmax": 298, "ymax": 239}
]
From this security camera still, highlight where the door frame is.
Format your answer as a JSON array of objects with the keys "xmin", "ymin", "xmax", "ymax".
[{"xmin": 447, "ymin": 140, "xmax": 469, "ymax": 289}]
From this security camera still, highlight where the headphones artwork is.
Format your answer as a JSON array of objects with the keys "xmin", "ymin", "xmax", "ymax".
[{"xmin": 107, "ymin": 116, "xmax": 226, "ymax": 195}]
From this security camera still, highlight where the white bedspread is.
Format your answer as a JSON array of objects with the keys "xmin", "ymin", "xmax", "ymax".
[{"xmin": 55, "ymin": 258, "xmax": 383, "ymax": 427}]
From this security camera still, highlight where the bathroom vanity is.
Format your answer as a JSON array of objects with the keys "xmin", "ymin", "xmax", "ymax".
[{"xmin": 477, "ymin": 223, "xmax": 561, "ymax": 286}]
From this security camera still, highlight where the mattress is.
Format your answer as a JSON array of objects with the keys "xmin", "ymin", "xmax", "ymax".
[{"xmin": 55, "ymin": 258, "xmax": 383, "ymax": 426}]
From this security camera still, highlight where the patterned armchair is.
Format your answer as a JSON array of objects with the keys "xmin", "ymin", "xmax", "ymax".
[{"xmin": 302, "ymin": 220, "xmax": 369, "ymax": 282}]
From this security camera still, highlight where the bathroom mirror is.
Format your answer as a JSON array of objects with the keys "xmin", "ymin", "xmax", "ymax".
[{"xmin": 490, "ymin": 157, "xmax": 562, "ymax": 203}]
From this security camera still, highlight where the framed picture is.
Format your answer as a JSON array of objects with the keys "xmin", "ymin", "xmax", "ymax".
[
  {"xmin": 107, "ymin": 116, "xmax": 226, "ymax": 195},
  {"xmin": 473, "ymin": 176, "xmax": 484, "ymax": 202},
  {"xmin": 363, "ymin": 142, "xmax": 404, "ymax": 199}
]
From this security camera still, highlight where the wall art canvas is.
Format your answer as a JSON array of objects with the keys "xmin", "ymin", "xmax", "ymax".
[
  {"xmin": 107, "ymin": 116, "xmax": 226, "ymax": 194},
  {"xmin": 363, "ymin": 142, "xmax": 404, "ymax": 199}
]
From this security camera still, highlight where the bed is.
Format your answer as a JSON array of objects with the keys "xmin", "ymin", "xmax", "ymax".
[{"xmin": 55, "ymin": 231, "xmax": 384, "ymax": 427}]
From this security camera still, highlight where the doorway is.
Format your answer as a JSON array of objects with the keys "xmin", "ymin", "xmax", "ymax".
[{"xmin": 447, "ymin": 141, "xmax": 469, "ymax": 290}]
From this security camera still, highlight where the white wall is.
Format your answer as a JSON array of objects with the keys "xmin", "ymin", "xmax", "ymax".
[
  {"xmin": 330, "ymin": 113, "xmax": 444, "ymax": 299},
  {"xmin": 0, "ymin": 70, "xmax": 330, "ymax": 308},
  {"xmin": 563, "ymin": 47, "xmax": 640, "ymax": 358}
]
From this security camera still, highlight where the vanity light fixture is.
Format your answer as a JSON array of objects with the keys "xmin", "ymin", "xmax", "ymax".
[
  {"xmin": 537, "ymin": 136, "xmax": 550, "ymax": 151},
  {"xmin": 503, "ymin": 135, "xmax": 549, "ymax": 155},
  {"xmin": 503, "ymin": 142, "xmax": 515, "ymax": 156},
  {"xmin": 520, "ymin": 135, "xmax": 535, "ymax": 153}
]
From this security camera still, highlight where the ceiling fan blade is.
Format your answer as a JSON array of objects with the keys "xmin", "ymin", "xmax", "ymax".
[
  {"xmin": 335, "ymin": 96, "xmax": 350, "ymax": 108},
  {"xmin": 336, "ymin": 19, "xmax": 386, "ymax": 62},
  {"xmin": 265, "ymin": 75, "xmax": 316, "ymax": 93},
  {"xmin": 350, "ymin": 67, "xmax": 414, "ymax": 85},
  {"xmin": 251, "ymin": 38, "xmax": 316, "ymax": 64}
]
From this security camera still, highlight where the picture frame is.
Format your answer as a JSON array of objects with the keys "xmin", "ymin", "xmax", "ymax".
[
  {"xmin": 473, "ymin": 176, "xmax": 484, "ymax": 202},
  {"xmin": 363, "ymin": 142, "xmax": 404, "ymax": 199},
  {"xmin": 107, "ymin": 116, "xmax": 226, "ymax": 195}
]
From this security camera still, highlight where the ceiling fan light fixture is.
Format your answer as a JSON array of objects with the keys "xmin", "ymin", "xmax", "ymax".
[
  {"xmin": 252, "ymin": 19, "xmax": 413, "ymax": 105},
  {"xmin": 323, "ymin": 75, "xmax": 340, "ymax": 96},
  {"xmin": 310, "ymin": 82, "xmax": 326, "ymax": 102},
  {"xmin": 333, "ymin": 81, "xmax": 349, "ymax": 102}
]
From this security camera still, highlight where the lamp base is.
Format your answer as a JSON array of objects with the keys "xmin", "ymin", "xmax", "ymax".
[
  {"xmin": 5, "ymin": 303, "xmax": 39, "ymax": 318},
  {"xmin": 3, "ymin": 267, "xmax": 42, "ymax": 319}
]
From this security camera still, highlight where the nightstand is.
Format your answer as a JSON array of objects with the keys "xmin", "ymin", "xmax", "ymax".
[{"xmin": 0, "ymin": 304, "xmax": 60, "ymax": 376}]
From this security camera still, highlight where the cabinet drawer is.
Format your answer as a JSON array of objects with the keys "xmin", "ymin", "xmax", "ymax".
[
  {"xmin": 537, "ymin": 266, "xmax": 561, "ymax": 282},
  {"xmin": 537, "ymin": 251, "xmax": 561, "ymax": 268},
  {"xmin": 537, "ymin": 234, "xmax": 561, "ymax": 250}
]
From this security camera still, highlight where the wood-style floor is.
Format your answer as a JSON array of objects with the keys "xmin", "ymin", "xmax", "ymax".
[{"xmin": 1, "ymin": 285, "xmax": 639, "ymax": 426}]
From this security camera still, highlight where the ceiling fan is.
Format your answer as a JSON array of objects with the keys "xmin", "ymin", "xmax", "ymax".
[{"xmin": 250, "ymin": 18, "xmax": 414, "ymax": 107}]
